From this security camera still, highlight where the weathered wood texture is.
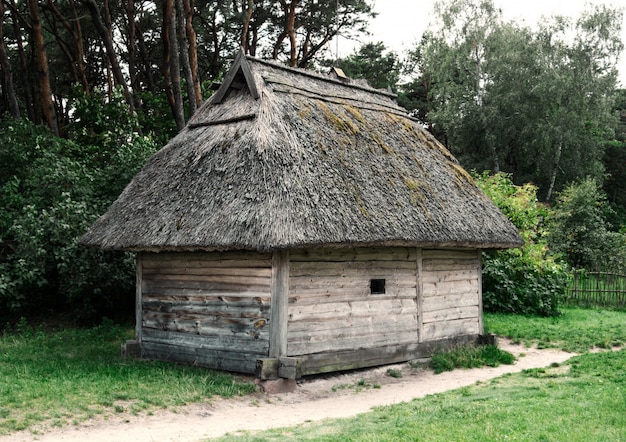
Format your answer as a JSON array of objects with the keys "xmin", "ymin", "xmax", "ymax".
[
  {"xmin": 140, "ymin": 251, "xmax": 272, "ymax": 373},
  {"xmin": 287, "ymin": 247, "xmax": 419, "ymax": 356},
  {"xmin": 421, "ymin": 249, "xmax": 482, "ymax": 341},
  {"xmin": 298, "ymin": 334, "xmax": 478, "ymax": 376},
  {"xmin": 137, "ymin": 247, "xmax": 482, "ymax": 376},
  {"xmin": 269, "ymin": 250, "xmax": 289, "ymax": 358}
]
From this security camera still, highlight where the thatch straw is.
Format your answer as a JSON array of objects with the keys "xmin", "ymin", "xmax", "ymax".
[{"xmin": 80, "ymin": 54, "xmax": 523, "ymax": 252}]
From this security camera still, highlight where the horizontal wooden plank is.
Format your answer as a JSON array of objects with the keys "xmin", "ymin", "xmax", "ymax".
[
  {"xmin": 144, "ymin": 310, "xmax": 270, "ymax": 324},
  {"xmin": 288, "ymin": 298, "xmax": 416, "ymax": 321},
  {"xmin": 142, "ymin": 328, "xmax": 269, "ymax": 354},
  {"xmin": 290, "ymin": 247, "xmax": 417, "ymax": 262},
  {"xmin": 143, "ymin": 301, "xmax": 270, "ymax": 318},
  {"xmin": 422, "ymin": 306, "xmax": 480, "ymax": 323},
  {"xmin": 423, "ymin": 249, "xmax": 478, "ymax": 260},
  {"xmin": 296, "ymin": 336, "xmax": 477, "ymax": 376},
  {"xmin": 143, "ymin": 314, "xmax": 270, "ymax": 338},
  {"xmin": 143, "ymin": 259, "xmax": 272, "ymax": 270},
  {"xmin": 422, "ymin": 293, "xmax": 479, "ymax": 312},
  {"xmin": 290, "ymin": 260, "xmax": 416, "ymax": 277},
  {"xmin": 422, "ymin": 318, "xmax": 480, "ymax": 341},
  {"xmin": 423, "ymin": 259, "xmax": 479, "ymax": 272},
  {"xmin": 422, "ymin": 268, "xmax": 478, "ymax": 284},
  {"xmin": 141, "ymin": 341, "xmax": 260, "ymax": 374},
  {"xmin": 144, "ymin": 273, "xmax": 271, "ymax": 286},
  {"xmin": 288, "ymin": 290, "xmax": 416, "ymax": 307},
  {"xmin": 142, "ymin": 292, "xmax": 271, "ymax": 305},
  {"xmin": 143, "ymin": 266, "xmax": 272, "ymax": 278},
  {"xmin": 423, "ymin": 279, "xmax": 479, "ymax": 297},
  {"xmin": 289, "ymin": 274, "xmax": 416, "ymax": 291},
  {"xmin": 142, "ymin": 251, "xmax": 271, "ymax": 266},
  {"xmin": 287, "ymin": 314, "xmax": 417, "ymax": 335},
  {"xmin": 287, "ymin": 329, "xmax": 418, "ymax": 355},
  {"xmin": 143, "ymin": 279, "xmax": 270, "ymax": 293}
]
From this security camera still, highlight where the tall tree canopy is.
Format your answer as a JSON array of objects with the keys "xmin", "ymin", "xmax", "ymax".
[
  {"xmin": 0, "ymin": 0, "xmax": 375, "ymax": 136},
  {"xmin": 417, "ymin": 0, "xmax": 623, "ymax": 201},
  {"xmin": 322, "ymin": 41, "xmax": 401, "ymax": 91}
]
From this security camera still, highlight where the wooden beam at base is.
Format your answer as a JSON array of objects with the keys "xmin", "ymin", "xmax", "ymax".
[
  {"xmin": 256, "ymin": 358, "xmax": 279, "ymax": 380},
  {"xmin": 278, "ymin": 357, "xmax": 302, "ymax": 379},
  {"xmin": 297, "ymin": 335, "xmax": 478, "ymax": 377}
]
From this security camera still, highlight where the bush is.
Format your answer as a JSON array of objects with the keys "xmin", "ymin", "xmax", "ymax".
[
  {"xmin": 549, "ymin": 177, "xmax": 626, "ymax": 273},
  {"xmin": 0, "ymin": 95, "xmax": 157, "ymax": 323},
  {"xmin": 476, "ymin": 172, "xmax": 569, "ymax": 316}
]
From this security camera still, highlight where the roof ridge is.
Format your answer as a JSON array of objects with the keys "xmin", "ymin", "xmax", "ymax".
[{"xmin": 246, "ymin": 55, "xmax": 398, "ymax": 99}]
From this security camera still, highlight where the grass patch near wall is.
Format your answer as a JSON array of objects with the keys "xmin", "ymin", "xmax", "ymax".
[
  {"xmin": 0, "ymin": 320, "xmax": 256, "ymax": 435},
  {"xmin": 484, "ymin": 307, "xmax": 626, "ymax": 352},
  {"xmin": 430, "ymin": 344, "xmax": 516, "ymax": 374}
]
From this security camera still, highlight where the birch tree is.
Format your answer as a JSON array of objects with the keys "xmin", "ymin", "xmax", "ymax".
[{"xmin": 419, "ymin": 0, "xmax": 622, "ymax": 201}]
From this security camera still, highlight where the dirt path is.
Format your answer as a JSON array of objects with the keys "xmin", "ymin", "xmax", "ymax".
[{"xmin": 3, "ymin": 339, "xmax": 575, "ymax": 442}]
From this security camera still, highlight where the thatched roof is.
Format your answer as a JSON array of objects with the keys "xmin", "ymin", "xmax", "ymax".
[{"xmin": 80, "ymin": 51, "xmax": 523, "ymax": 252}]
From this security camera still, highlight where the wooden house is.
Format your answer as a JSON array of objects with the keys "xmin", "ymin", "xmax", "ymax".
[{"xmin": 80, "ymin": 51, "xmax": 523, "ymax": 380}]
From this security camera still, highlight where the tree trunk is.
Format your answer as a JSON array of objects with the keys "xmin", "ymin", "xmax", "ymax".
[
  {"xmin": 81, "ymin": 0, "xmax": 134, "ymax": 112},
  {"xmin": 0, "ymin": 0, "xmax": 20, "ymax": 118},
  {"xmin": 282, "ymin": 0, "xmax": 298, "ymax": 67},
  {"xmin": 241, "ymin": 0, "xmax": 253, "ymax": 53},
  {"xmin": 125, "ymin": 0, "xmax": 137, "ymax": 96},
  {"xmin": 69, "ymin": 0, "xmax": 88, "ymax": 93},
  {"xmin": 182, "ymin": 0, "xmax": 201, "ymax": 109},
  {"xmin": 27, "ymin": 0, "xmax": 58, "ymax": 134},
  {"xmin": 6, "ymin": 0, "xmax": 35, "ymax": 121},
  {"xmin": 163, "ymin": 0, "xmax": 185, "ymax": 130},
  {"xmin": 135, "ymin": 21, "xmax": 156, "ymax": 94},
  {"xmin": 176, "ymin": 0, "xmax": 196, "ymax": 116},
  {"xmin": 546, "ymin": 136, "xmax": 563, "ymax": 202},
  {"xmin": 46, "ymin": 8, "xmax": 79, "ymax": 85}
]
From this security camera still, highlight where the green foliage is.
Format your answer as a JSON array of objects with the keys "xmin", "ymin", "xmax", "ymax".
[
  {"xmin": 549, "ymin": 177, "xmax": 626, "ymax": 273},
  {"xmin": 430, "ymin": 344, "xmax": 515, "ymax": 374},
  {"xmin": 0, "ymin": 322, "xmax": 256, "ymax": 434},
  {"xmin": 0, "ymin": 95, "xmax": 156, "ymax": 322},
  {"xmin": 419, "ymin": 0, "xmax": 621, "ymax": 201},
  {"xmin": 324, "ymin": 42, "xmax": 401, "ymax": 92},
  {"xmin": 476, "ymin": 172, "xmax": 569, "ymax": 316}
]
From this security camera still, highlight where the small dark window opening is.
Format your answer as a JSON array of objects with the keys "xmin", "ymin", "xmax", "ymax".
[{"xmin": 370, "ymin": 279, "xmax": 386, "ymax": 295}]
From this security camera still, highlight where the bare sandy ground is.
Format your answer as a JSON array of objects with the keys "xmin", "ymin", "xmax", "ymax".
[{"xmin": 2, "ymin": 339, "xmax": 575, "ymax": 442}]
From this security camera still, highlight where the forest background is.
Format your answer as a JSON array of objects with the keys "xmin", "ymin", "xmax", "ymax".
[{"xmin": 0, "ymin": 0, "xmax": 625, "ymax": 323}]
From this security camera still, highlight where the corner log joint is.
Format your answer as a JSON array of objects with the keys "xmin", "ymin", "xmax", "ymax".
[{"xmin": 256, "ymin": 357, "xmax": 302, "ymax": 380}]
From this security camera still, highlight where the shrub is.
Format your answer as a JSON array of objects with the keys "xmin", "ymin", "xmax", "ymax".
[
  {"xmin": 0, "ymin": 97, "xmax": 156, "ymax": 323},
  {"xmin": 476, "ymin": 172, "xmax": 569, "ymax": 316},
  {"xmin": 549, "ymin": 177, "xmax": 626, "ymax": 273}
]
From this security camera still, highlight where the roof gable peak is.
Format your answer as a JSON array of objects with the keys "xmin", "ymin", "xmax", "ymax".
[{"xmin": 212, "ymin": 49, "xmax": 260, "ymax": 104}]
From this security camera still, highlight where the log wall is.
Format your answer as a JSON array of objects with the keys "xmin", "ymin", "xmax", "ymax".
[
  {"xmin": 135, "ymin": 247, "xmax": 482, "ymax": 377},
  {"xmin": 421, "ymin": 249, "xmax": 482, "ymax": 341},
  {"xmin": 287, "ymin": 247, "xmax": 419, "ymax": 357},
  {"xmin": 139, "ymin": 251, "xmax": 272, "ymax": 373}
]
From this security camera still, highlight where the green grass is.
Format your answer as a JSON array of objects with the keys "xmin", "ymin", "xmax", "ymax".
[
  {"xmin": 484, "ymin": 307, "xmax": 626, "ymax": 352},
  {"xmin": 430, "ymin": 344, "xmax": 516, "ymax": 374},
  {"xmin": 214, "ymin": 307, "xmax": 626, "ymax": 441},
  {"xmin": 217, "ymin": 350, "xmax": 626, "ymax": 441},
  {"xmin": 3, "ymin": 308, "xmax": 626, "ymax": 439},
  {"xmin": 0, "ymin": 319, "xmax": 256, "ymax": 435}
]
